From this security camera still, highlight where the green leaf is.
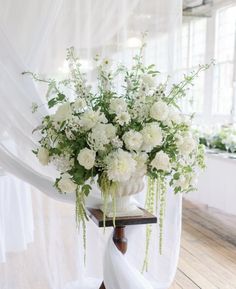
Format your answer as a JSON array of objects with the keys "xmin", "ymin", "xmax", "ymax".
[
  {"xmin": 48, "ymin": 98, "xmax": 57, "ymax": 108},
  {"xmin": 173, "ymin": 172, "xmax": 180, "ymax": 180},
  {"xmin": 57, "ymin": 93, "xmax": 66, "ymax": 101}
]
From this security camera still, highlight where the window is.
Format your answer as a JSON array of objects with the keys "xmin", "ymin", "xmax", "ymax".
[
  {"xmin": 212, "ymin": 5, "xmax": 236, "ymax": 115},
  {"xmin": 179, "ymin": 18, "xmax": 207, "ymax": 114}
]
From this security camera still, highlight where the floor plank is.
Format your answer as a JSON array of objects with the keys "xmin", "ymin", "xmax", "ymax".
[{"xmin": 170, "ymin": 200, "xmax": 236, "ymax": 289}]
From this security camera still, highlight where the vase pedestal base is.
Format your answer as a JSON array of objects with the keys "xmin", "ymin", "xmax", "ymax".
[
  {"xmin": 100, "ymin": 195, "xmax": 144, "ymax": 217},
  {"xmin": 100, "ymin": 204, "xmax": 144, "ymax": 217}
]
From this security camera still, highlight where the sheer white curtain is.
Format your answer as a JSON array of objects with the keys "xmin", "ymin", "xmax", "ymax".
[{"xmin": 0, "ymin": 1, "xmax": 182, "ymax": 288}]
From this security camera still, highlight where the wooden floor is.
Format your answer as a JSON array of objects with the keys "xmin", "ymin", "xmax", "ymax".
[{"xmin": 170, "ymin": 200, "xmax": 236, "ymax": 289}]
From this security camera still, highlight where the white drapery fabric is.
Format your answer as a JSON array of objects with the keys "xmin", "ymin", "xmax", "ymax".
[{"xmin": 0, "ymin": 1, "xmax": 182, "ymax": 288}]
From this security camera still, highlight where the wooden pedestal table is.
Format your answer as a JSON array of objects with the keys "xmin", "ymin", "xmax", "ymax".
[{"xmin": 87, "ymin": 208, "xmax": 157, "ymax": 289}]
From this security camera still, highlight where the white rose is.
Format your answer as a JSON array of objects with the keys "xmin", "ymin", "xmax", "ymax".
[
  {"xmin": 150, "ymin": 101, "xmax": 169, "ymax": 121},
  {"xmin": 151, "ymin": 151, "xmax": 171, "ymax": 172},
  {"xmin": 77, "ymin": 148, "xmax": 96, "ymax": 170},
  {"xmin": 141, "ymin": 123, "xmax": 163, "ymax": 152},
  {"xmin": 177, "ymin": 135, "xmax": 197, "ymax": 155},
  {"xmin": 106, "ymin": 149, "xmax": 136, "ymax": 182},
  {"xmin": 123, "ymin": 130, "xmax": 143, "ymax": 151},
  {"xmin": 109, "ymin": 98, "xmax": 127, "ymax": 114},
  {"xmin": 37, "ymin": 147, "xmax": 50, "ymax": 166},
  {"xmin": 58, "ymin": 174, "xmax": 77, "ymax": 193},
  {"xmin": 115, "ymin": 111, "xmax": 131, "ymax": 126},
  {"xmin": 53, "ymin": 102, "xmax": 72, "ymax": 122},
  {"xmin": 73, "ymin": 98, "xmax": 87, "ymax": 112}
]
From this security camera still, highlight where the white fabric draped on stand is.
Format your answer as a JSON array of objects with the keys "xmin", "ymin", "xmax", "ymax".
[{"xmin": 0, "ymin": 1, "xmax": 182, "ymax": 288}]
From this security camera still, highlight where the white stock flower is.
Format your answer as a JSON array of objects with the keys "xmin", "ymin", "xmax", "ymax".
[
  {"xmin": 73, "ymin": 98, "xmax": 87, "ymax": 112},
  {"xmin": 150, "ymin": 100, "xmax": 169, "ymax": 121},
  {"xmin": 109, "ymin": 98, "xmax": 127, "ymax": 114},
  {"xmin": 115, "ymin": 111, "xmax": 131, "ymax": 126},
  {"xmin": 58, "ymin": 174, "xmax": 77, "ymax": 193},
  {"xmin": 77, "ymin": 148, "xmax": 96, "ymax": 170},
  {"xmin": 177, "ymin": 135, "xmax": 197, "ymax": 155},
  {"xmin": 79, "ymin": 110, "xmax": 107, "ymax": 131},
  {"xmin": 37, "ymin": 147, "xmax": 50, "ymax": 166},
  {"xmin": 151, "ymin": 151, "xmax": 171, "ymax": 172},
  {"xmin": 106, "ymin": 149, "xmax": 136, "ymax": 182},
  {"xmin": 141, "ymin": 123, "xmax": 163, "ymax": 152},
  {"xmin": 123, "ymin": 130, "xmax": 143, "ymax": 151},
  {"xmin": 53, "ymin": 102, "xmax": 72, "ymax": 122}
]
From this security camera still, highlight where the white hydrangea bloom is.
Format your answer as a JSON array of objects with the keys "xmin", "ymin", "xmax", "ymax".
[
  {"xmin": 77, "ymin": 148, "xmax": 96, "ymax": 170},
  {"xmin": 109, "ymin": 98, "xmax": 127, "ymax": 114},
  {"xmin": 115, "ymin": 111, "xmax": 131, "ymax": 126},
  {"xmin": 141, "ymin": 123, "xmax": 163, "ymax": 152},
  {"xmin": 52, "ymin": 154, "xmax": 74, "ymax": 172},
  {"xmin": 88, "ymin": 124, "xmax": 110, "ymax": 151},
  {"xmin": 177, "ymin": 135, "xmax": 197, "ymax": 155},
  {"xmin": 58, "ymin": 174, "xmax": 77, "ymax": 193},
  {"xmin": 151, "ymin": 151, "xmax": 171, "ymax": 172},
  {"xmin": 122, "ymin": 130, "xmax": 143, "ymax": 151},
  {"xmin": 79, "ymin": 110, "xmax": 107, "ymax": 131},
  {"xmin": 53, "ymin": 102, "xmax": 72, "ymax": 122},
  {"xmin": 150, "ymin": 100, "xmax": 169, "ymax": 121},
  {"xmin": 106, "ymin": 149, "xmax": 136, "ymax": 182},
  {"xmin": 131, "ymin": 99, "xmax": 149, "ymax": 121}
]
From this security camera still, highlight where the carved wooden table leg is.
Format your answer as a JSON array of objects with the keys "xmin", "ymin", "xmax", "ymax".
[{"xmin": 99, "ymin": 226, "xmax": 127, "ymax": 289}]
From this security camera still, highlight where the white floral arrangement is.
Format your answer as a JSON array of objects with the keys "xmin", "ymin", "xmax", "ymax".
[
  {"xmin": 25, "ymin": 42, "xmax": 210, "ymax": 269},
  {"xmin": 197, "ymin": 124, "xmax": 236, "ymax": 153}
]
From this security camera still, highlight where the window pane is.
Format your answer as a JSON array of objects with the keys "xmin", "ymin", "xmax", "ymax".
[
  {"xmin": 213, "ymin": 5, "xmax": 236, "ymax": 115},
  {"xmin": 212, "ymin": 62, "xmax": 233, "ymax": 114}
]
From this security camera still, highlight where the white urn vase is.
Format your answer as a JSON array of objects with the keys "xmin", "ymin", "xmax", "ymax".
[{"xmin": 100, "ymin": 175, "xmax": 145, "ymax": 217}]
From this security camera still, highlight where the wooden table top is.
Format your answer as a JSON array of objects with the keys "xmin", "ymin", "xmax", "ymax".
[{"xmin": 87, "ymin": 207, "xmax": 157, "ymax": 227}]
